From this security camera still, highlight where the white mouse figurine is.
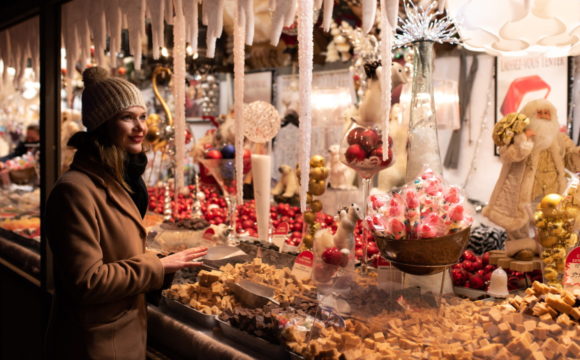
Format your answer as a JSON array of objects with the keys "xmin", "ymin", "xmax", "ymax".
[{"xmin": 333, "ymin": 203, "xmax": 363, "ymax": 252}]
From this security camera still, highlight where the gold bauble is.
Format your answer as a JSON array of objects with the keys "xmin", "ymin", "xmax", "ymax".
[
  {"xmin": 311, "ymin": 200, "xmax": 323, "ymax": 213},
  {"xmin": 565, "ymin": 207, "xmax": 578, "ymax": 219},
  {"xmin": 535, "ymin": 219, "xmax": 546, "ymax": 229},
  {"xmin": 540, "ymin": 194, "xmax": 563, "ymax": 212},
  {"xmin": 310, "ymin": 155, "xmax": 325, "ymax": 168},
  {"xmin": 302, "ymin": 234, "xmax": 313, "ymax": 248},
  {"xmin": 556, "ymin": 261, "xmax": 565, "ymax": 272},
  {"xmin": 543, "ymin": 267, "xmax": 558, "ymax": 281},
  {"xmin": 566, "ymin": 233, "xmax": 578, "ymax": 248},
  {"xmin": 310, "ymin": 167, "xmax": 328, "ymax": 181},
  {"xmin": 303, "ymin": 211, "xmax": 316, "ymax": 224},
  {"xmin": 309, "ymin": 180, "xmax": 326, "ymax": 196},
  {"xmin": 306, "ymin": 193, "xmax": 313, "ymax": 204},
  {"xmin": 540, "ymin": 235, "xmax": 559, "ymax": 248}
]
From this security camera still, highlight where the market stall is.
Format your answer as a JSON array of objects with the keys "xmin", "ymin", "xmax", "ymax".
[{"xmin": 1, "ymin": 0, "xmax": 580, "ymax": 359}]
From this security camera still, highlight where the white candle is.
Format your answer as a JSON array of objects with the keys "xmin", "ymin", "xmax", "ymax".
[{"xmin": 251, "ymin": 154, "xmax": 272, "ymax": 243}]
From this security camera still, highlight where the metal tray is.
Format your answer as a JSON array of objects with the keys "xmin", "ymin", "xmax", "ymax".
[
  {"xmin": 160, "ymin": 297, "xmax": 217, "ymax": 329},
  {"xmin": 215, "ymin": 316, "xmax": 288, "ymax": 359}
]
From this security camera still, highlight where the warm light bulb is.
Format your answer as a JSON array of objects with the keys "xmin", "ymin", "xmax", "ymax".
[
  {"xmin": 161, "ymin": 47, "xmax": 169, "ymax": 57},
  {"xmin": 186, "ymin": 45, "xmax": 193, "ymax": 56}
]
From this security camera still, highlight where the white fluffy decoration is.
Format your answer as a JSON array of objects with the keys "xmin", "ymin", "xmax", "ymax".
[
  {"xmin": 173, "ymin": 0, "xmax": 186, "ymax": 191},
  {"xmin": 297, "ymin": 0, "xmax": 314, "ymax": 212},
  {"xmin": 202, "ymin": 0, "xmax": 225, "ymax": 58},
  {"xmin": 234, "ymin": 0, "xmax": 246, "ymax": 204},
  {"xmin": 269, "ymin": 0, "xmax": 298, "ymax": 46}
]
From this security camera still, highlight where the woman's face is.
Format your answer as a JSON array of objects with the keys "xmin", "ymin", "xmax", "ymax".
[{"xmin": 108, "ymin": 106, "xmax": 148, "ymax": 154}]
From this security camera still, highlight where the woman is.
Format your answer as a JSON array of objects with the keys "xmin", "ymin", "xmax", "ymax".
[{"xmin": 45, "ymin": 66, "xmax": 206, "ymax": 359}]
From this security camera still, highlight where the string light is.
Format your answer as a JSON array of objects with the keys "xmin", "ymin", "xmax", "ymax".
[{"xmin": 395, "ymin": 0, "xmax": 459, "ymax": 48}]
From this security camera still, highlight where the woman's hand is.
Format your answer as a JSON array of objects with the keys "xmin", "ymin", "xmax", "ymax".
[{"xmin": 160, "ymin": 247, "xmax": 208, "ymax": 273}]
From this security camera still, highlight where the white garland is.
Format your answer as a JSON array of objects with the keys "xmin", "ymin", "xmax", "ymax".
[
  {"xmin": 298, "ymin": 0, "xmax": 314, "ymax": 212},
  {"xmin": 173, "ymin": 0, "xmax": 186, "ymax": 192},
  {"xmin": 234, "ymin": 0, "xmax": 246, "ymax": 205}
]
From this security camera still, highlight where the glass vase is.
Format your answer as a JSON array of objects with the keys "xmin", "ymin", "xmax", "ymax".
[{"xmin": 405, "ymin": 41, "xmax": 443, "ymax": 182}]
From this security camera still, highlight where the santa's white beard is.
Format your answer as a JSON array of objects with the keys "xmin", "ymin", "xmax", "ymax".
[{"xmin": 527, "ymin": 116, "xmax": 559, "ymax": 151}]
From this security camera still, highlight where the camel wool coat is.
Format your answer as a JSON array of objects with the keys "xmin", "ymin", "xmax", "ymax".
[{"xmin": 45, "ymin": 153, "xmax": 164, "ymax": 360}]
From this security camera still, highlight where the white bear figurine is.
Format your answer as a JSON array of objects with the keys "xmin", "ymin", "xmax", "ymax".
[
  {"xmin": 271, "ymin": 164, "xmax": 300, "ymax": 198},
  {"xmin": 328, "ymin": 144, "xmax": 356, "ymax": 189},
  {"xmin": 333, "ymin": 203, "xmax": 363, "ymax": 252}
]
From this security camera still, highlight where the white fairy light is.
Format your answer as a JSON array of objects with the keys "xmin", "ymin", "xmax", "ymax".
[{"xmin": 394, "ymin": 0, "xmax": 459, "ymax": 47}]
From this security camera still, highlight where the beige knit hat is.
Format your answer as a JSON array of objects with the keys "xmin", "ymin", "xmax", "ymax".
[{"xmin": 81, "ymin": 66, "xmax": 146, "ymax": 131}]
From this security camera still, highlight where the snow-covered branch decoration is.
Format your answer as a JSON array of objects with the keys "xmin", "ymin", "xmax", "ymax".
[
  {"xmin": 297, "ymin": 0, "xmax": 314, "ymax": 212},
  {"xmin": 173, "ymin": 0, "xmax": 186, "ymax": 192},
  {"xmin": 270, "ymin": 0, "xmax": 298, "ymax": 46},
  {"xmin": 234, "ymin": 0, "xmax": 246, "ymax": 204},
  {"xmin": 202, "ymin": 0, "xmax": 225, "ymax": 58},
  {"xmin": 394, "ymin": 0, "xmax": 459, "ymax": 47}
]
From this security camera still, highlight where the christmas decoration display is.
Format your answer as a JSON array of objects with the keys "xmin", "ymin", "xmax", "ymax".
[
  {"xmin": 301, "ymin": 155, "xmax": 330, "ymax": 249},
  {"xmin": 484, "ymin": 99, "xmax": 580, "ymax": 260},
  {"xmin": 271, "ymin": 165, "xmax": 300, "ymax": 200},
  {"xmin": 535, "ymin": 191, "xmax": 580, "ymax": 289}
]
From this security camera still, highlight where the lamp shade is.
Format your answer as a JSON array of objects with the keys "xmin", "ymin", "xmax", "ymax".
[{"xmin": 446, "ymin": 0, "xmax": 580, "ymax": 56}]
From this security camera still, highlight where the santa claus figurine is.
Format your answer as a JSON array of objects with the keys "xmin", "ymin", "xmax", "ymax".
[{"xmin": 483, "ymin": 99, "xmax": 580, "ymax": 260}]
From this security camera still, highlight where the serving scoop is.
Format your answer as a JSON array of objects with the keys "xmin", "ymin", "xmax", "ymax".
[{"xmin": 230, "ymin": 279, "xmax": 280, "ymax": 308}]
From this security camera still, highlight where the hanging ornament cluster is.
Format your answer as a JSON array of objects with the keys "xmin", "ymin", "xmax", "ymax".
[
  {"xmin": 0, "ymin": 17, "xmax": 39, "ymax": 87},
  {"xmin": 535, "ymin": 190, "xmax": 580, "ymax": 289},
  {"xmin": 300, "ymin": 155, "xmax": 330, "ymax": 249},
  {"xmin": 197, "ymin": 73, "xmax": 220, "ymax": 117}
]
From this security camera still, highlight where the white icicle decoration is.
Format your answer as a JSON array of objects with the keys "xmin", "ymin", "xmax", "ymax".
[
  {"xmin": 62, "ymin": 1, "xmax": 82, "ymax": 105},
  {"xmin": 165, "ymin": 0, "xmax": 175, "ymax": 25},
  {"xmin": 362, "ymin": 0, "xmax": 377, "ymax": 34},
  {"xmin": 106, "ymin": 0, "xmax": 123, "ymax": 63},
  {"xmin": 322, "ymin": 0, "xmax": 334, "ymax": 32},
  {"xmin": 379, "ymin": 0, "xmax": 391, "ymax": 162},
  {"xmin": 87, "ymin": 0, "xmax": 107, "ymax": 66},
  {"xmin": 173, "ymin": 0, "xmax": 186, "ymax": 192},
  {"xmin": 269, "ymin": 0, "xmax": 298, "ymax": 46},
  {"xmin": 240, "ymin": 0, "xmax": 255, "ymax": 45},
  {"xmin": 183, "ymin": 0, "xmax": 200, "ymax": 55},
  {"xmin": 202, "ymin": 0, "xmax": 225, "ymax": 58},
  {"xmin": 123, "ymin": 0, "xmax": 147, "ymax": 70},
  {"xmin": 297, "ymin": 0, "xmax": 314, "ymax": 212},
  {"xmin": 233, "ymin": 0, "xmax": 246, "ymax": 204},
  {"xmin": 147, "ymin": 0, "xmax": 165, "ymax": 59}
]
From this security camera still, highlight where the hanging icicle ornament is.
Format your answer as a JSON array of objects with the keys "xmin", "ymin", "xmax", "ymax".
[
  {"xmin": 314, "ymin": 0, "xmax": 335, "ymax": 32},
  {"xmin": 379, "ymin": 0, "xmax": 399, "ymax": 161},
  {"xmin": 202, "ymin": 0, "xmax": 225, "ymax": 58},
  {"xmin": 269, "ymin": 0, "xmax": 298, "ymax": 46},
  {"xmin": 362, "ymin": 0, "xmax": 377, "ymax": 34},
  {"xmin": 105, "ymin": 0, "xmax": 123, "ymax": 63},
  {"xmin": 394, "ymin": 0, "xmax": 459, "ymax": 47},
  {"xmin": 173, "ymin": 0, "xmax": 187, "ymax": 193},
  {"xmin": 123, "ymin": 0, "xmax": 146, "ymax": 70},
  {"xmin": 0, "ymin": 17, "xmax": 39, "ymax": 88},
  {"xmin": 233, "ymin": 0, "xmax": 246, "ymax": 205},
  {"xmin": 297, "ymin": 0, "xmax": 314, "ymax": 212},
  {"xmin": 183, "ymin": 0, "xmax": 200, "ymax": 57},
  {"xmin": 87, "ymin": 0, "xmax": 107, "ymax": 66},
  {"xmin": 147, "ymin": 0, "xmax": 165, "ymax": 59}
]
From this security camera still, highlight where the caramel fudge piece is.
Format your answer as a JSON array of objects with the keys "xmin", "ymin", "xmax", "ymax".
[{"xmin": 198, "ymin": 270, "xmax": 222, "ymax": 287}]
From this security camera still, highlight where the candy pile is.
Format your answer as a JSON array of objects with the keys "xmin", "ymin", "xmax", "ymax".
[
  {"xmin": 2, "ymin": 153, "xmax": 37, "ymax": 170},
  {"xmin": 368, "ymin": 169, "xmax": 473, "ymax": 240}
]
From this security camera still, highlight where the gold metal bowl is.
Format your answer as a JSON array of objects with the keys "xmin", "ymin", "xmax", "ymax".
[{"xmin": 374, "ymin": 226, "xmax": 471, "ymax": 275}]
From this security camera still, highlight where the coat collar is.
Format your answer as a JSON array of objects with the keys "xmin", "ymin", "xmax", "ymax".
[{"xmin": 70, "ymin": 152, "xmax": 147, "ymax": 235}]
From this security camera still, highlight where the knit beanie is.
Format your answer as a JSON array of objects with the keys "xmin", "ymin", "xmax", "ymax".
[{"xmin": 81, "ymin": 66, "xmax": 146, "ymax": 131}]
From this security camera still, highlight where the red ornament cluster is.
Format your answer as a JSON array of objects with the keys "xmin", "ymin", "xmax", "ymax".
[{"xmin": 345, "ymin": 127, "xmax": 393, "ymax": 168}]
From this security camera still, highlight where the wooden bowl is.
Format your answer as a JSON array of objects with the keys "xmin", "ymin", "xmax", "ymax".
[{"xmin": 374, "ymin": 226, "xmax": 471, "ymax": 275}]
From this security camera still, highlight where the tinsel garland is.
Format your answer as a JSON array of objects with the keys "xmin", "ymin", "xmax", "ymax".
[
  {"xmin": 234, "ymin": 0, "xmax": 246, "ymax": 205},
  {"xmin": 298, "ymin": 0, "xmax": 314, "ymax": 212},
  {"xmin": 173, "ymin": 0, "xmax": 186, "ymax": 192}
]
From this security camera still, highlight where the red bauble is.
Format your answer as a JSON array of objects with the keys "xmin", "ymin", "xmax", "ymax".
[
  {"xmin": 345, "ymin": 144, "xmax": 367, "ymax": 163},
  {"xmin": 462, "ymin": 250, "xmax": 476, "ymax": 262},
  {"xmin": 347, "ymin": 127, "xmax": 366, "ymax": 145},
  {"xmin": 322, "ymin": 247, "xmax": 348, "ymax": 267},
  {"xmin": 469, "ymin": 274, "xmax": 485, "ymax": 290},
  {"xmin": 205, "ymin": 149, "xmax": 223, "ymax": 159},
  {"xmin": 482, "ymin": 252, "xmax": 490, "ymax": 266},
  {"xmin": 360, "ymin": 129, "xmax": 379, "ymax": 152}
]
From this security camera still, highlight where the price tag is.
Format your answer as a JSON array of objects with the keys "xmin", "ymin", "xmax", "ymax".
[
  {"xmin": 563, "ymin": 247, "xmax": 580, "ymax": 292},
  {"xmin": 292, "ymin": 250, "xmax": 314, "ymax": 280},
  {"xmin": 272, "ymin": 222, "xmax": 290, "ymax": 251}
]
